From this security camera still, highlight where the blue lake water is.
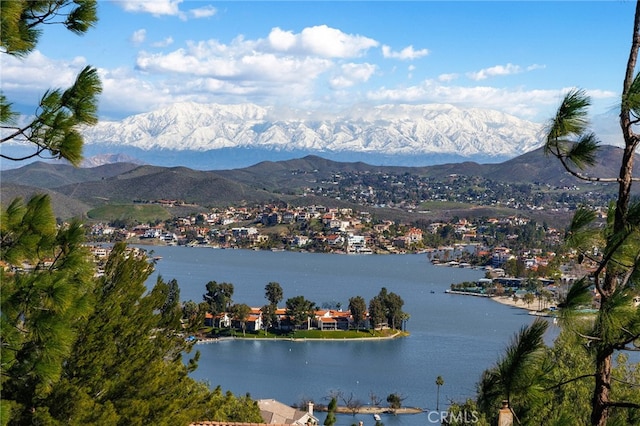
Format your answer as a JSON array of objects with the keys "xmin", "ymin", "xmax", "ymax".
[{"xmin": 144, "ymin": 246, "xmax": 552, "ymax": 426}]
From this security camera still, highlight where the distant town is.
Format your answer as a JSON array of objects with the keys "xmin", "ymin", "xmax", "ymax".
[{"xmin": 86, "ymin": 199, "xmax": 609, "ymax": 316}]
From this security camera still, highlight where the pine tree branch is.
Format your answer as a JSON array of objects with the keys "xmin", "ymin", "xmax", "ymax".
[
  {"xmin": 0, "ymin": 149, "xmax": 52, "ymax": 162},
  {"xmin": 611, "ymin": 376, "xmax": 640, "ymax": 388},
  {"xmin": 591, "ymin": 229, "xmax": 634, "ymax": 296},
  {"xmin": 604, "ymin": 401, "xmax": 640, "ymax": 409},
  {"xmin": 556, "ymin": 153, "xmax": 624, "ymax": 183},
  {"xmin": 545, "ymin": 373, "xmax": 595, "ymax": 391},
  {"xmin": 576, "ymin": 331, "xmax": 602, "ymax": 342}
]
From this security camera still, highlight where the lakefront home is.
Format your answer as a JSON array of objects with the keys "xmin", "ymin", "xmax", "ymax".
[
  {"xmin": 190, "ymin": 399, "xmax": 319, "ymax": 426},
  {"xmin": 205, "ymin": 307, "xmax": 370, "ymax": 332}
]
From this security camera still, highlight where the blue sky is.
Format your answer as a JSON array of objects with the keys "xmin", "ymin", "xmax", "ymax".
[{"xmin": 1, "ymin": 1, "xmax": 636, "ymax": 124}]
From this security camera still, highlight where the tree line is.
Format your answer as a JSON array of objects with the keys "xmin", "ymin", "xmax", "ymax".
[{"xmin": 201, "ymin": 280, "xmax": 407, "ymax": 334}]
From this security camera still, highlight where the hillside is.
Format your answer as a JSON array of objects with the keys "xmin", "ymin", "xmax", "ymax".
[
  {"xmin": 1, "ymin": 145, "xmax": 636, "ymax": 222},
  {"xmin": 0, "ymin": 182, "xmax": 93, "ymax": 219}
]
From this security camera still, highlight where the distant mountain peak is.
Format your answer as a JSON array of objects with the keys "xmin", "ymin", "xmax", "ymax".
[
  {"xmin": 80, "ymin": 153, "xmax": 145, "ymax": 168},
  {"xmin": 82, "ymin": 102, "xmax": 545, "ymax": 162}
]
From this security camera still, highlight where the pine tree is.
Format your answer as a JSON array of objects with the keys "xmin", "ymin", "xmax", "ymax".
[
  {"xmin": 0, "ymin": 195, "xmax": 95, "ymax": 424},
  {"xmin": 0, "ymin": 0, "xmax": 102, "ymax": 165},
  {"xmin": 542, "ymin": 3, "xmax": 640, "ymax": 423},
  {"xmin": 38, "ymin": 243, "xmax": 263, "ymax": 425}
]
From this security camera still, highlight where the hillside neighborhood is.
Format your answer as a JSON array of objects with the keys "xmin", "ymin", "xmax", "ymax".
[{"xmin": 86, "ymin": 199, "xmax": 610, "ymax": 320}]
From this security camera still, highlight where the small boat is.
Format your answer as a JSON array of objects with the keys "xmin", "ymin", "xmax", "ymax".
[{"xmin": 373, "ymin": 414, "xmax": 381, "ymax": 421}]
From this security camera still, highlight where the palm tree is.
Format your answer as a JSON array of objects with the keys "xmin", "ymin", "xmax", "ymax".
[{"xmin": 435, "ymin": 376, "xmax": 444, "ymax": 411}]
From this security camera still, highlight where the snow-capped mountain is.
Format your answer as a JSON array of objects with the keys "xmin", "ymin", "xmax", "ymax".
[
  {"xmin": 79, "ymin": 153, "xmax": 145, "ymax": 168},
  {"xmin": 82, "ymin": 102, "xmax": 545, "ymax": 161}
]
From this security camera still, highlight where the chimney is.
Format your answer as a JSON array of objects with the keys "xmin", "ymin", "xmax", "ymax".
[
  {"xmin": 307, "ymin": 401, "xmax": 314, "ymax": 416},
  {"xmin": 498, "ymin": 400, "xmax": 513, "ymax": 426}
]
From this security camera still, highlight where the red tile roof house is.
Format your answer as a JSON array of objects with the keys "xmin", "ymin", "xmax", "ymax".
[{"xmin": 314, "ymin": 310, "xmax": 352, "ymax": 330}]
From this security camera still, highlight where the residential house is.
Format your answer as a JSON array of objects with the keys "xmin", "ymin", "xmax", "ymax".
[
  {"xmin": 293, "ymin": 235, "xmax": 310, "ymax": 247},
  {"xmin": 281, "ymin": 211, "xmax": 296, "ymax": 224},
  {"xmin": 346, "ymin": 234, "xmax": 370, "ymax": 254},
  {"xmin": 257, "ymin": 399, "xmax": 318, "ymax": 426},
  {"xmin": 326, "ymin": 234, "xmax": 344, "ymax": 248}
]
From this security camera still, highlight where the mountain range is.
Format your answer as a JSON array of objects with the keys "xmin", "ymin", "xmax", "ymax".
[
  {"xmin": 72, "ymin": 102, "xmax": 547, "ymax": 169},
  {"xmin": 1, "ymin": 145, "xmax": 636, "ymax": 223}
]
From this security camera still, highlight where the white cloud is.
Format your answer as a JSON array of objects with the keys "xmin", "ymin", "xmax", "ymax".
[
  {"xmin": 301, "ymin": 25, "xmax": 378, "ymax": 58},
  {"xmin": 526, "ymin": 64, "xmax": 546, "ymax": 72},
  {"xmin": 188, "ymin": 5, "xmax": 217, "ymax": 19},
  {"xmin": 466, "ymin": 63, "xmax": 545, "ymax": 81},
  {"xmin": 151, "ymin": 36, "xmax": 174, "ymax": 48},
  {"xmin": 0, "ymin": 51, "xmax": 89, "ymax": 102},
  {"xmin": 381, "ymin": 45, "xmax": 429, "ymax": 60},
  {"xmin": 116, "ymin": 0, "xmax": 183, "ymax": 17},
  {"xmin": 268, "ymin": 28, "xmax": 297, "ymax": 51},
  {"xmin": 136, "ymin": 40, "xmax": 332, "ymax": 83},
  {"xmin": 267, "ymin": 25, "xmax": 378, "ymax": 58},
  {"xmin": 467, "ymin": 63, "xmax": 523, "ymax": 81},
  {"xmin": 438, "ymin": 73, "xmax": 458, "ymax": 82},
  {"xmin": 130, "ymin": 29, "xmax": 147, "ymax": 45},
  {"xmin": 116, "ymin": 1, "xmax": 215, "ymax": 20},
  {"xmin": 366, "ymin": 80, "xmax": 576, "ymax": 120},
  {"xmin": 97, "ymin": 67, "xmax": 172, "ymax": 116},
  {"xmin": 585, "ymin": 89, "xmax": 617, "ymax": 99},
  {"xmin": 330, "ymin": 63, "xmax": 377, "ymax": 89}
]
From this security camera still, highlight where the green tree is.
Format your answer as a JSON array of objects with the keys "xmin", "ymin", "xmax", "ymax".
[
  {"xmin": 503, "ymin": 258, "xmax": 526, "ymax": 278},
  {"xmin": 368, "ymin": 296, "xmax": 386, "ymax": 330},
  {"xmin": 523, "ymin": 292, "xmax": 535, "ymax": 308},
  {"xmin": 348, "ymin": 296, "xmax": 367, "ymax": 331},
  {"xmin": 230, "ymin": 303, "xmax": 252, "ymax": 336},
  {"xmin": 1, "ymin": 0, "xmax": 98, "ymax": 56},
  {"xmin": 0, "ymin": 195, "xmax": 94, "ymax": 424},
  {"xmin": 265, "ymin": 281, "xmax": 284, "ymax": 306},
  {"xmin": 477, "ymin": 319, "xmax": 548, "ymax": 424},
  {"xmin": 0, "ymin": 0, "xmax": 102, "ymax": 165},
  {"xmin": 371, "ymin": 287, "xmax": 406, "ymax": 330},
  {"xmin": 542, "ymin": 4, "xmax": 640, "ymax": 423},
  {"xmin": 203, "ymin": 281, "xmax": 234, "ymax": 315},
  {"xmin": 39, "ymin": 243, "xmax": 263, "ymax": 425},
  {"xmin": 261, "ymin": 303, "xmax": 277, "ymax": 334},
  {"xmin": 384, "ymin": 291, "xmax": 405, "ymax": 330},
  {"xmin": 285, "ymin": 295, "xmax": 315, "ymax": 330},
  {"xmin": 182, "ymin": 300, "xmax": 210, "ymax": 333},
  {"xmin": 386, "ymin": 393, "xmax": 403, "ymax": 410},
  {"xmin": 324, "ymin": 397, "xmax": 337, "ymax": 426}
]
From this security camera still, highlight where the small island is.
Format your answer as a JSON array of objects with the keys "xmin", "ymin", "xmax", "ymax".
[{"xmin": 186, "ymin": 282, "xmax": 409, "ymax": 341}]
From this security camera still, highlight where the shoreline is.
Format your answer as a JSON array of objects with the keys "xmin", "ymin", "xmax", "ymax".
[
  {"xmin": 446, "ymin": 290, "xmax": 550, "ymax": 314},
  {"xmin": 196, "ymin": 331, "xmax": 405, "ymax": 344},
  {"xmin": 489, "ymin": 295, "xmax": 537, "ymax": 312},
  {"xmin": 489, "ymin": 295, "xmax": 557, "ymax": 318},
  {"xmin": 316, "ymin": 405, "xmax": 424, "ymax": 415}
]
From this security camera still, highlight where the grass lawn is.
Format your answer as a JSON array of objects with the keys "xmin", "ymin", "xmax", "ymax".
[{"xmin": 203, "ymin": 328, "xmax": 407, "ymax": 339}]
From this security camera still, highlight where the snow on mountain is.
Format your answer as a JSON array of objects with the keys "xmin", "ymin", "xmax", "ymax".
[
  {"xmin": 82, "ymin": 102, "xmax": 545, "ymax": 159},
  {"xmin": 79, "ymin": 153, "xmax": 145, "ymax": 168}
]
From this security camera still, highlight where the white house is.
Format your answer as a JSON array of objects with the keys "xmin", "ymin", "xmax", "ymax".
[{"xmin": 258, "ymin": 399, "xmax": 318, "ymax": 425}]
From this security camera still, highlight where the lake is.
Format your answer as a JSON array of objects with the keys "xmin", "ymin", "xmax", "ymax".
[{"xmin": 144, "ymin": 246, "xmax": 550, "ymax": 426}]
